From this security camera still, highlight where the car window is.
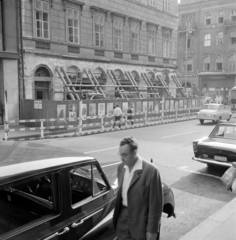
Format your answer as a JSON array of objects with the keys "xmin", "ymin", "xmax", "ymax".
[
  {"xmin": 210, "ymin": 125, "xmax": 236, "ymax": 139},
  {"xmin": 70, "ymin": 164, "xmax": 109, "ymax": 206},
  {"xmin": 0, "ymin": 173, "xmax": 59, "ymax": 237},
  {"xmin": 203, "ymin": 105, "xmax": 218, "ymax": 110}
]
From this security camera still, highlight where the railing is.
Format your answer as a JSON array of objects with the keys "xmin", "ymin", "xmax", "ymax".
[{"xmin": 3, "ymin": 106, "xmax": 200, "ymax": 141}]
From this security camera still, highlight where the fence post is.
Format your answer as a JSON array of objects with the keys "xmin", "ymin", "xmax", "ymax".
[
  {"xmin": 161, "ymin": 97, "xmax": 165, "ymax": 123},
  {"xmin": 175, "ymin": 107, "xmax": 178, "ymax": 122},
  {"xmin": 4, "ymin": 91, "xmax": 8, "ymax": 141},
  {"xmin": 101, "ymin": 115, "xmax": 104, "ymax": 131},
  {"xmin": 125, "ymin": 114, "xmax": 128, "ymax": 128},
  {"xmin": 79, "ymin": 100, "xmax": 83, "ymax": 135},
  {"xmin": 188, "ymin": 108, "xmax": 191, "ymax": 120},
  {"xmin": 144, "ymin": 110, "xmax": 148, "ymax": 126},
  {"xmin": 40, "ymin": 120, "xmax": 44, "ymax": 138}
]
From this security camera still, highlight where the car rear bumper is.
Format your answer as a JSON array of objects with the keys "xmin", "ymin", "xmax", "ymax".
[
  {"xmin": 196, "ymin": 116, "xmax": 216, "ymax": 120},
  {"xmin": 192, "ymin": 157, "xmax": 232, "ymax": 167}
]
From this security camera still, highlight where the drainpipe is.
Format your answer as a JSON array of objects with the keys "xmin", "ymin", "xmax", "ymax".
[{"xmin": 19, "ymin": 0, "xmax": 25, "ymax": 100}]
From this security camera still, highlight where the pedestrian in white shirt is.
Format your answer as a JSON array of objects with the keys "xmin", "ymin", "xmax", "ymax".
[{"xmin": 113, "ymin": 105, "xmax": 122, "ymax": 129}]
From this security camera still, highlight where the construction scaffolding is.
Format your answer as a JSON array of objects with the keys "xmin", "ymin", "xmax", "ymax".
[{"xmin": 57, "ymin": 67, "xmax": 187, "ymax": 100}]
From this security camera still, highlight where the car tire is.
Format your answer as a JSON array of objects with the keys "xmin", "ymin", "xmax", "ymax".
[
  {"xmin": 207, "ymin": 163, "xmax": 215, "ymax": 169},
  {"xmin": 216, "ymin": 117, "xmax": 221, "ymax": 124},
  {"xmin": 227, "ymin": 115, "xmax": 232, "ymax": 121},
  {"xmin": 200, "ymin": 119, "xmax": 204, "ymax": 124}
]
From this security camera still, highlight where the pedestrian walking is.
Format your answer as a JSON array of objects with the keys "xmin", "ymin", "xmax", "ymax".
[
  {"xmin": 113, "ymin": 104, "xmax": 122, "ymax": 129},
  {"xmin": 113, "ymin": 136, "xmax": 163, "ymax": 240},
  {"xmin": 127, "ymin": 103, "xmax": 134, "ymax": 125}
]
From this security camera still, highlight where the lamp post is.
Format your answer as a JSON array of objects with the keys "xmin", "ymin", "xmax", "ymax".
[{"xmin": 184, "ymin": 21, "xmax": 193, "ymax": 94}]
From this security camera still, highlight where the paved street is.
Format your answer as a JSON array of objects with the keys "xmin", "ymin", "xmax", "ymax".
[{"xmin": 19, "ymin": 119, "xmax": 236, "ymax": 240}]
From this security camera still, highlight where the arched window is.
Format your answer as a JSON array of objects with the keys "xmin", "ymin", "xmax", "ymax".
[
  {"xmin": 34, "ymin": 66, "xmax": 52, "ymax": 100},
  {"xmin": 230, "ymin": 31, "xmax": 236, "ymax": 44},
  {"xmin": 203, "ymin": 55, "xmax": 210, "ymax": 71},
  {"xmin": 228, "ymin": 54, "xmax": 236, "ymax": 70},
  {"xmin": 131, "ymin": 70, "xmax": 140, "ymax": 84},
  {"xmin": 216, "ymin": 55, "xmax": 223, "ymax": 70},
  {"xmin": 205, "ymin": 12, "xmax": 211, "ymax": 25},
  {"xmin": 216, "ymin": 32, "xmax": 223, "ymax": 46},
  {"xmin": 204, "ymin": 34, "xmax": 211, "ymax": 46},
  {"xmin": 218, "ymin": 11, "xmax": 224, "ymax": 23}
]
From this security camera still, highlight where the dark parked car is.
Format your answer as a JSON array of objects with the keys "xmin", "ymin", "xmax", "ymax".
[
  {"xmin": 193, "ymin": 122, "xmax": 236, "ymax": 168},
  {"xmin": 0, "ymin": 141, "xmax": 175, "ymax": 240}
]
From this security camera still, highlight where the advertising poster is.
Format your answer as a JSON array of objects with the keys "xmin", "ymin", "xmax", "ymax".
[
  {"xmin": 154, "ymin": 101, "xmax": 159, "ymax": 113},
  {"xmin": 143, "ymin": 101, "xmax": 147, "ymax": 112},
  {"xmin": 170, "ymin": 100, "xmax": 174, "ymax": 110},
  {"xmin": 192, "ymin": 99, "xmax": 196, "ymax": 108},
  {"xmin": 165, "ymin": 100, "xmax": 169, "ymax": 111},
  {"xmin": 137, "ymin": 102, "xmax": 141, "ymax": 113},
  {"xmin": 57, "ymin": 105, "xmax": 66, "ymax": 121},
  {"xmin": 184, "ymin": 99, "xmax": 188, "ymax": 109},
  {"xmin": 107, "ymin": 102, "xmax": 114, "ymax": 116},
  {"xmin": 98, "ymin": 103, "xmax": 105, "ymax": 116},
  {"xmin": 82, "ymin": 104, "xmax": 87, "ymax": 118},
  {"xmin": 69, "ymin": 104, "xmax": 77, "ymax": 122},
  {"xmin": 122, "ymin": 102, "xmax": 129, "ymax": 113},
  {"xmin": 175, "ymin": 100, "xmax": 179, "ymax": 110},
  {"xmin": 148, "ymin": 101, "xmax": 153, "ymax": 112},
  {"xmin": 179, "ymin": 100, "xmax": 183, "ymax": 109},
  {"xmin": 89, "ymin": 103, "xmax": 96, "ymax": 117}
]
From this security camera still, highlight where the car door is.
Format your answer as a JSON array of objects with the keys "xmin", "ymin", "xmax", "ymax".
[
  {"xmin": 65, "ymin": 161, "xmax": 115, "ymax": 240},
  {"xmin": 0, "ymin": 171, "xmax": 70, "ymax": 240}
]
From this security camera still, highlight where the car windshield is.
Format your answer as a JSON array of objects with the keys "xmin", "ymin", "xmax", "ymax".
[
  {"xmin": 210, "ymin": 125, "xmax": 236, "ymax": 139},
  {"xmin": 202, "ymin": 105, "xmax": 219, "ymax": 110}
]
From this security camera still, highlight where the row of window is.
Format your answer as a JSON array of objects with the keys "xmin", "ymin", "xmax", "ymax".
[
  {"xmin": 204, "ymin": 9, "xmax": 236, "ymax": 25},
  {"xmin": 34, "ymin": 0, "xmax": 174, "ymax": 57},
  {"xmin": 203, "ymin": 31, "xmax": 236, "ymax": 47},
  {"xmin": 183, "ymin": 53, "xmax": 236, "ymax": 72}
]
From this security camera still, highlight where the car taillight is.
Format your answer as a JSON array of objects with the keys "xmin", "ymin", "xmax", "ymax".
[{"xmin": 193, "ymin": 141, "xmax": 198, "ymax": 152}]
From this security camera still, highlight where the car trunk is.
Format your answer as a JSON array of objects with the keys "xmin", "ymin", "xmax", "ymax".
[{"xmin": 198, "ymin": 139, "xmax": 236, "ymax": 163}]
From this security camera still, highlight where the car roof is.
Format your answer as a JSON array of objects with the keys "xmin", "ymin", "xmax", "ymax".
[
  {"xmin": 218, "ymin": 122, "xmax": 236, "ymax": 126},
  {"xmin": 0, "ymin": 141, "xmax": 94, "ymax": 184}
]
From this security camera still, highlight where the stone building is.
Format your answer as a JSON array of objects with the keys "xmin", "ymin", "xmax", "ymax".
[
  {"xmin": 178, "ymin": 0, "xmax": 236, "ymax": 101},
  {"xmin": 21, "ymin": 0, "xmax": 179, "ymax": 103},
  {"xmin": 0, "ymin": 0, "xmax": 21, "ymax": 124}
]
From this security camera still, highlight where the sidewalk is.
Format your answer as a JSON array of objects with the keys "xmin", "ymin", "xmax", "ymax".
[{"xmin": 180, "ymin": 197, "xmax": 236, "ymax": 240}]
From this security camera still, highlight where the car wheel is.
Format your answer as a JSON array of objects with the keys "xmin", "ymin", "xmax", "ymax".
[
  {"xmin": 199, "ymin": 119, "xmax": 204, "ymax": 124},
  {"xmin": 216, "ymin": 117, "xmax": 221, "ymax": 124},
  {"xmin": 207, "ymin": 163, "xmax": 215, "ymax": 169},
  {"xmin": 227, "ymin": 115, "xmax": 232, "ymax": 121}
]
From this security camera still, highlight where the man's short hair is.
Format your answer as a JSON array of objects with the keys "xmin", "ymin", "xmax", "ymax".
[{"xmin": 120, "ymin": 136, "xmax": 138, "ymax": 152}]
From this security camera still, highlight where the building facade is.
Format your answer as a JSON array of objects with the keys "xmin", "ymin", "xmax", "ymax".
[
  {"xmin": 21, "ymin": 0, "xmax": 179, "ymax": 103},
  {"xmin": 178, "ymin": 0, "xmax": 236, "ymax": 101},
  {"xmin": 0, "ymin": 0, "xmax": 20, "ymax": 124}
]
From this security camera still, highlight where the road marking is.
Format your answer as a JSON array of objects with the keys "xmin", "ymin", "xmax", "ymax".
[
  {"xmin": 162, "ymin": 131, "xmax": 196, "ymax": 139},
  {"xmin": 85, "ymin": 146, "xmax": 118, "ymax": 154},
  {"xmin": 178, "ymin": 166, "xmax": 220, "ymax": 179}
]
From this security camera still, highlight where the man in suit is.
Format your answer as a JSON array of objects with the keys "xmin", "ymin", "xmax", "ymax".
[{"xmin": 113, "ymin": 136, "xmax": 163, "ymax": 240}]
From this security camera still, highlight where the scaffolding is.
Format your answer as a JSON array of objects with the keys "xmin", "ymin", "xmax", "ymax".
[
  {"xmin": 171, "ymin": 75, "xmax": 187, "ymax": 97},
  {"xmin": 141, "ymin": 73, "xmax": 160, "ymax": 98},
  {"xmin": 156, "ymin": 74, "xmax": 174, "ymax": 98}
]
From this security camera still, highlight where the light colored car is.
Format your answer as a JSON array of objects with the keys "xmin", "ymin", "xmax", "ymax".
[{"xmin": 197, "ymin": 103, "xmax": 232, "ymax": 124}]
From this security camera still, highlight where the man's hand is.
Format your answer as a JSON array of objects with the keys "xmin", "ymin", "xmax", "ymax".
[{"xmin": 146, "ymin": 232, "xmax": 157, "ymax": 240}]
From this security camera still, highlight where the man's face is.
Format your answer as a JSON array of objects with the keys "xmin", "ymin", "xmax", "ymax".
[{"xmin": 119, "ymin": 144, "xmax": 136, "ymax": 166}]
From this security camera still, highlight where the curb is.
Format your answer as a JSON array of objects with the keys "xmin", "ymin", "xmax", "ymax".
[{"xmin": 180, "ymin": 197, "xmax": 236, "ymax": 240}]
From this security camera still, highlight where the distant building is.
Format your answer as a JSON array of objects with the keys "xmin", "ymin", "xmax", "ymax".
[
  {"xmin": 21, "ymin": 0, "xmax": 179, "ymax": 102},
  {"xmin": 178, "ymin": 0, "xmax": 236, "ymax": 101},
  {"xmin": 0, "ymin": 0, "xmax": 21, "ymax": 123}
]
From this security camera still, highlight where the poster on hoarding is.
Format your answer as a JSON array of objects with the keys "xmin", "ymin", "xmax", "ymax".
[
  {"xmin": 154, "ymin": 101, "xmax": 159, "ymax": 113},
  {"xmin": 98, "ymin": 103, "xmax": 105, "ymax": 116},
  {"xmin": 89, "ymin": 103, "xmax": 96, "ymax": 117},
  {"xmin": 137, "ymin": 102, "xmax": 141, "ymax": 113},
  {"xmin": 122, "ymin": 102, "xmax": 128, "ymax": 113},
  {"xmin": 69, "ymin": 104, "xmax": 77, "ymax": 122},
  {"xmin": 107, "ymin": 103, "xmax": 114, "ymax": 116},
  {"xmin": 57, "ymin": 105, "xmax": 66, "ymax": 122},
  {"xmin": 170, "ymin": 100, "xmax": 174, "ymax": 110},
  {"xmin": 82, "ymin": 104, "xmax": 87, "ymax": 118},
  {"xmin": 143, "ymin": 101, "xmax": 147, "ymax": 112},
  {"xmin": 148, "ymin": 101, "xmax": 153, "ymax": 112}
]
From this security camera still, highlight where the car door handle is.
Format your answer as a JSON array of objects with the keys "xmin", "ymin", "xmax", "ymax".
[
  {"xmin": 71, "ymin": 208, "xmax": 104, "ymax": 228},
  {"xmin": 44, "ymin": 227, "xmax": 70, "ymax": 240}
]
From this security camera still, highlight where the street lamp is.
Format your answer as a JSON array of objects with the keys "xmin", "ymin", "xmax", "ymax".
[{"xmin": 184, "ymin": 21, "xmax": 193, "ymax": 94}]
